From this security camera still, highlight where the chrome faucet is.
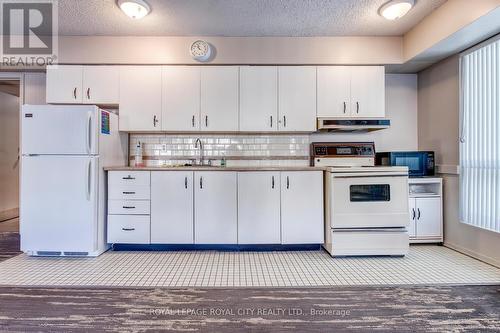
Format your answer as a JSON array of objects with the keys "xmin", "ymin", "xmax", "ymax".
[{"xmin": 194, "ymin": 138, "xmax": 204, "ymax": 166}]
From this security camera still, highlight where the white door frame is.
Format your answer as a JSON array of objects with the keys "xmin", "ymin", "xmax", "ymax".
[{"xmin": 0, "ymin": 72, "xmax": 24, "ymax": 222}]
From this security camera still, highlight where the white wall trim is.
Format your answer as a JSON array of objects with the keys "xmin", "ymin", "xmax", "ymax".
[{"xmin": 444, "ymin": 242, "xmax": 500, "ymax": 268}]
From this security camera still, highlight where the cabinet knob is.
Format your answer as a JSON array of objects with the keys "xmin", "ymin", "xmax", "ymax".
[
  {"xmin": 356, "ymin": 102, "xmax": 360, "ymax": 113},
  {"xmin": 286, "ymin": 176, "xmax": 290, "ymax": 189},
  {"xmin": 86, "ymin": 88, "xmax": 90, "ymax": 100},
  {"xmin": 73, "ymin": 87, "xmax": 77, "ymax": 99},
  {"xmin": 343, "ymin": 102, "xmax": 346, "ymax": 114}
]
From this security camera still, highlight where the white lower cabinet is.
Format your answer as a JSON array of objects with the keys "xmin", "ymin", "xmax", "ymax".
[
  {"xmin": 108, "ymin": 170, "xmax": 323, "ymax": 246},
  {"xmin": 408, "ymin": 178, "xmax": 443, "ymax": 243},
  {"xmin": 281, "ymin": 171, "xmax": 324, "ymax": 244},
  {"xmin": 194, "ymin": 172, "xmax": 238, "ymax": 244},
  {"xmin": 151, "ymin": 171, "xmax": 194, "ymax": 244},
  {"xmin": 238, "ymin": 172, "xmax": 281, "ymax": 244},
  {"xmin": 108, "ymin": 215, "xmax": 150, "ymax": 244}
]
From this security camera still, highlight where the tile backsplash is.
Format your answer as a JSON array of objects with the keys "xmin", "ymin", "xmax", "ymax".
[{"xmin": 129, "ymin": 134, "xmax": 310, "ymax": 167}]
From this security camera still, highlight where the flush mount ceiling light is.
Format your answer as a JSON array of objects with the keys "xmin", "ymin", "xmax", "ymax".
[
  {"xmin": 379, "ymin": 0, "xmax": 415, "ymax": 20},
  {"xmin": 117, "ymin": 0, "xmax": 151, "ymax": 19}
]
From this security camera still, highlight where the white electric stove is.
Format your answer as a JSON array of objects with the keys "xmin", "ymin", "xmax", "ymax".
[{"xmin": 312, "ymin": 142, "xmax": 410, "ymax": 257}]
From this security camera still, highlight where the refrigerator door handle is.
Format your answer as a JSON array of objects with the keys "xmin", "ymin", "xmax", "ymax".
[
  {"xmin": 86, "ymin": 159, "xmax": 92, "ymax": 201},
  {"xmin": 86, "ymin": 112, "xmax": 92, "ymax": 154}
]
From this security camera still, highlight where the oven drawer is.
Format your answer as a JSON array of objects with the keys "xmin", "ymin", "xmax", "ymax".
[
  {"xmin": 330, "ymin": 175, "xmax": 409, "ymax": 228},
  {"xmin": 327, "ymin": 229, "xmax": 409, "ymax": 256}
]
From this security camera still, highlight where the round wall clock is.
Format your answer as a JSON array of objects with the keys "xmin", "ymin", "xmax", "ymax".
[{"xmin": 190, "ymin": 40, "xmax": 212, "ymax": 62}]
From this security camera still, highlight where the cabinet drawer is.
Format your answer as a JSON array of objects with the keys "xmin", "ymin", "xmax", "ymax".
[
  {"xmin": 108, "ymin": 186, "xmax": 150, "ymax": 200},
  {"xmin": 108, "ymin": 200, "xmax": 150, "ymax": 215},
  {"xmin": 108, "ymin": 215, "xmax": 150, "ymax": 244},
  {"xmin": 108, "ymin": 171, "xmax": 150, "ymax": 186}
]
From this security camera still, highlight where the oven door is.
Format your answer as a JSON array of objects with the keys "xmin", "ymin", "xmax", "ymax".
[{"xmin": 330, "ymin": 174, "xmax": 409, "ymax": 228}]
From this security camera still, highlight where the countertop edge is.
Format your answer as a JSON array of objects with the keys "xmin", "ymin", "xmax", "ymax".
[{"xmin": 104, "ymin": 166, "xmax": 327, "ymax": 171}]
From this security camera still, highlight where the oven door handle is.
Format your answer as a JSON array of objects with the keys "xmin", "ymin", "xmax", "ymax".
[{"xmin": 331, "ymin": 173, "xmax": 408, "ymax": 178}]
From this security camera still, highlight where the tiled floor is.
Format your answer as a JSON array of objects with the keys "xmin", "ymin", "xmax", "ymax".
[{"xmin": 0, "ymin": 245, "xmax": 499, "ymax": 287}]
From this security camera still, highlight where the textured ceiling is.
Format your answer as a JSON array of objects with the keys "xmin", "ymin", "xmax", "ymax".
[{"xmin": 57, "ymin": 0, "xmax": 447, "ymax": 37}]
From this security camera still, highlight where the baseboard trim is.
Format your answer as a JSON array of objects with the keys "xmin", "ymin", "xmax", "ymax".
[
  {"xmin": 444, "ymin": 242, "xmax": 500, "ymax": 268},
  {"xmin": 0, "ymin": 208, "xmax": 19, "ymax": 222}
]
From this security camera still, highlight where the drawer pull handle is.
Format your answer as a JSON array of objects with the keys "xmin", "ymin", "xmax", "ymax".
[
  {"xmin": 123, "ymin": 191, "xmax": 135, "ymax": 194},
  {"xmin": 122, "ymin": 176, "xmax": 135, "ymax": 180},
  {"xmin": 122, "ymin": 206, "xmax": 136, "ymax": 209},
  {"xmin": 122, "ymin": 228, "xmax": 135, "ymax": 231}
]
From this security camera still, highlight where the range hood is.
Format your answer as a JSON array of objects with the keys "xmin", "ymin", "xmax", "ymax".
[{"xmin": 317, "ymin": 118, "xmax": 390, "ymax": 132}]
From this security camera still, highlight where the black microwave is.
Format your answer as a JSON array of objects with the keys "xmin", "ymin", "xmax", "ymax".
[{"xmin": 375, "ymin": 151, "xmax": 435, "ymax": 177}]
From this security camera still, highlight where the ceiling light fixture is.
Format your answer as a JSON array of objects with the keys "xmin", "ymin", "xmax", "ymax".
[
  {"xmin": 379, "ymin": 0, "xmax": 414, "ymax": 20},
  {"xmin": 117, "ymin": 0, "xmax": 151, "ymax": 19}
]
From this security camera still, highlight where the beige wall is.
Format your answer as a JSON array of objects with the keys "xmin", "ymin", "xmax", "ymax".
[
  {"xmin": 23, "ymin": 73, "xmax": 47, "ymax": 105},
  {"xmin": 312, "ymin": 74, "xmax": 418, "ymax": 151},
  {"xmin": 56, "ymin": 36, "xmax": 402, "ymax": 65},
  {"xmin": 418, "ymin": 55, "xmax": 500, "ymax": 267},
  {"xmin": 0, "ymin": 89, "xmax": 20, "ymax": 218}
]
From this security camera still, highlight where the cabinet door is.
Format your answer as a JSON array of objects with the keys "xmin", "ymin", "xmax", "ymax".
[
  {"xmin": 162, "ymin": 66, "xmax": 201, "ymax": 131},
  {"xmin": 194, "ymin": 172, "xmax": 237, "ymax": 244},
  {"xmin": 82, "ymin": 66, "xmax": 119, "ymax": 104},
  {"xmin": 151, "ymin": 171, "xmax": 194, "ymax": 244},
  {"xmin": 317, "ymin": 66, "xmax": 351, "ymax": 117},
  {"xmin": 238, "ymin": 172, "xmax": 281, "ymax": 244},
  {"xmin": 119, "ymin": 66, "xmax": 162, "ymax": 131},
  {"xmin": 278, "ymin": 66, "xmax": 317, "ymax": 132},
  {"xmin": 200, "ymin": 66, "xmax": 239, "ymax": 131},
  {"xmin": 416, "ymin": 197, "xmax": 442, "ymax": 238},
  {"xmin": 281, "ymin": 171, "xmax": 324, "ymax": 244},
  {"xmin": 46, "ymin": 65, "xmax": 83, "ymax": 103},
  {"xmin": 239, "ymin": 66, "xmax": 278, "ymax": 132},
  {"xmin": 408, "ymin": 198, "xmax": 417, "ymax": 238},
  {"xmin": 350, "ymin": 66, "xmax": 385, "ymax": 118}
]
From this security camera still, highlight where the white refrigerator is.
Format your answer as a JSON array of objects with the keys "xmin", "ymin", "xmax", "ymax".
[{"xmin": 20, "ymin": 105, "xmax": 128, "ymax": 256}]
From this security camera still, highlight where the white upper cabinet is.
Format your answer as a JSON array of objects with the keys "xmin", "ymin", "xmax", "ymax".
[
  {"xmin": 350, "ymin": 66, "xmax": 385, "ymax": 118},
  {"xmin": 278, "ymin": 66, "xmax": 317, "ymax": 132},
  {"xmin": 281, "ymin": 171, "xmax": 324, "ymax": 244},
  {"xmin": 82, "ymin": 66, "xmax": 119, "ymax": 104},
  {"xmin": 151, "ymin": 171, "xmax": 194, "ymax": 244},
  {"xmin": 194, "ymin": 171, "xmax": 238, "ymax": 244},
  {"xmin": 200, "ymin": 66, "xmax": 239, "ymax": 131},
  {"xmin": 239, "ymin": 66, "xmax": 278, "ymax": 132},
  {"xmin": 317, "ymin": 66, "xmax": 351, "ymax": 117},
  {"xmin": 162, "ymin": 66, "xmax": 201, "ymax": 131},
  {"xmin": 238, "ymin": 172, "xmax": 281, "ymax": 244},
  {"xmin": 47, "ymin": 65, "xmax": 119, "ymax": 104},
  {"xmin": 317, "ymin": 66, "xmax": 385, "ymax": 118},
  {"xmin": 46, "ymin": 65, "xmax": 83, "ymax": 104},
  {"xmin": 119, "ymin": 66, "xmax": 162, "ymax": 131}
]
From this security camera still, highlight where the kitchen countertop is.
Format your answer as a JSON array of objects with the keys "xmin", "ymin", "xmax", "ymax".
[{"xmin": 104, "ymin": 166, "xmax": 326, "ymax": 172}]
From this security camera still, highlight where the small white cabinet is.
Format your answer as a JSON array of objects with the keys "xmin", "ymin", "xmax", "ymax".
[
  {"xmin": 162, "ymin": 66, "xmax": 201, "ymax": 131},
  {"xmin": 350, "ymin": 66, "xmax": 385, "ymax": 118},
  {"xmin": 119, "ymin": 66, "xmax": 162, "ymax": 131},
  {"xmin": 194, "ymin": 171, "xmax": 238, "ymax": 244},
  {"xmin": 408, "ymin": 178, "xmax": 443, "ymax": 243},
  {"xmin": 46, "ymin": 65, "xmax": 119, "ymax": 104},
  {"xmin": 82, "ymin": 66, "xmax": 120, "ymax": 104},
  {"xmin": 317, "ymin": 66, "xmax": 385, "ymax": 118},
  {"xmin": 151, "ymin": 171, "xmax": 194, "ymax": 244},
  {"xmin": 239, "ymin": 66, "xmax": 278, "ymax": 132},
  {"xmin": 238, "ymin": 172, "xmax": 281, "ymax": 244},
  {"xmin": 46, "ymin": 65, "xmax": 83, "ymax": 104},
  {"xmin": 278, "ymin": 66, "xmax": 317, "ymax": 131},
  {"xmin": 281, "ymin": 171, "xmax": 324, "ymax": 244},
  {"xmin": 200, "ymin": 67, "xmax": 239, "ymax": 131}
]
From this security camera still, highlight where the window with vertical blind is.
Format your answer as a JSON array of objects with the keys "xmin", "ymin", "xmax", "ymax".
[{"xmin": 459, "ymin": 35, "xmax": 500, "ymax": 233}]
